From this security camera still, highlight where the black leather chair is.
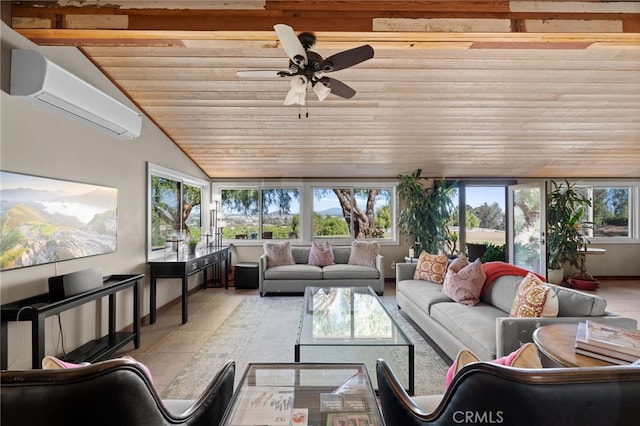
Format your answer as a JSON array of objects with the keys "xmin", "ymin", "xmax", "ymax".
[
  {"xmin": 1, "ymin": 358, "xmax": 235, "ymax": 426},
  {"xmin": 377, "ymin": 358, "xmax": 640, "ymax": 426}
]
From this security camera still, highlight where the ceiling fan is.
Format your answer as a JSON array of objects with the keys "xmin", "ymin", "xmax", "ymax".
[{"xmin": 236, "ymin": 24, "xmax": 374, "ymax": 106}]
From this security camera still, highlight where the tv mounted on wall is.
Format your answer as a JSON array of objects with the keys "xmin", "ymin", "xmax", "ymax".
[{"xmin": 0, "ymin": 171, "xmax": 118, "ymax": 271}]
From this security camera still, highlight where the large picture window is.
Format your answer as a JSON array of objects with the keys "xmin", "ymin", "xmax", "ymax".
[
  {"xmin": 148, "ymin": 163, "xmax": 207, "ymax": 257},
  {"xmin": 312, "ymin": 187, "xmax": 391, "ymax": 240},
  {"xmin": 220, "ymin": 188, "xmax": 299, "ymax": 240},
  {"xmin": 215, "ymin": 182, "xmax": 394, "ymax": 243}
]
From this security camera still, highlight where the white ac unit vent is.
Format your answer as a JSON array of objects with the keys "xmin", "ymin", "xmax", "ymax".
[{"xmin": 10, "ymin": 49, "xmax": 142, "ymax": 140}]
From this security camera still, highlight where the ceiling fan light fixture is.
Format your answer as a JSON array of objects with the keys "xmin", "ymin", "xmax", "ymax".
[
  {"xmin": 313, "ymin": 81, "xmax": 331, "ymax": 101},
  {"xmin": 284, "ymin": 88, "xmax": 306, "ymax": 105},
  {"xmin": 290, "ymin": 75, "xmax": 307, "ymax": 93}
]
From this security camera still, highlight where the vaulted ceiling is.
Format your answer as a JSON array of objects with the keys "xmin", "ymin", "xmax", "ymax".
[{"xmin": 9, "ymin": 1, "xmax": 640, "ymax": 179}]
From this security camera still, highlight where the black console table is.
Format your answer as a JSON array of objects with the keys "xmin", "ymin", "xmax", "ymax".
[
  {"xmin": 1, "ymin": 274, "xmax": 143, "ymax": 370},
  {"xmin": 148, "ymin": 246, "xmax": 231, "ymax": 324}
]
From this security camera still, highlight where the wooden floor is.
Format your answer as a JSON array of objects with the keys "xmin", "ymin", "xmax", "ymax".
[{"xmin": 119, "ymin": 279, "xmax": 640, "ymax": 395}]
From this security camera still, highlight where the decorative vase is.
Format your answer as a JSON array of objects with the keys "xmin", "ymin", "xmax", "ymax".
[
  {"xmin": 188, "ymin": 244, "xmax": 197, "ymax": 255},
  {"xmin": 547, "ymin": 268, "xmax": 564, "ymax": 285}
]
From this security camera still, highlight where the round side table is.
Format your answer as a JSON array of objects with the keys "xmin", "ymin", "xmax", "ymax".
[{"xmin": 532, "ymin": 323, "xmax": 614, "ymax": 368}]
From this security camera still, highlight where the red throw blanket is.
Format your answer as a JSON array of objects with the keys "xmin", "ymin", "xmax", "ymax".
[{"xmin": 481, "ymin": 262, "xmax": 545, "ymax": 295}]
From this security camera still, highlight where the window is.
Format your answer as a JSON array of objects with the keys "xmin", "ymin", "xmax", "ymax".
[
  {"xmin": 147, "ymin": 163, "xmax": 208, "ymax": 258},
  {"xmin": 578, "ymin": 183, "xmax": 637, "ymax": 242},
  {"xmin": 447, "ymin": 181, "xmax": 513, "ymax": 260},
  {"xmin": 312, "ymin": 187, "xmax": 391, "ymax": 240},
  {"xmin": 215, "ymin": 181, "xmax": 395, "ymax": 243},
  {"xmin": 220, "ymin": 188, "xmax": 300, "ymax": 240}
]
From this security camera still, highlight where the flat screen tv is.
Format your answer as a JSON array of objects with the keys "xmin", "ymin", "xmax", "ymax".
[{"xmin": 0, "ymin": 171, "xmax": 118, "ymax": 271}]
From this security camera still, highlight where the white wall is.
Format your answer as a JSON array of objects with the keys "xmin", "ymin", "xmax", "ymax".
[{"xmin": 1, "ymin": 23, "xmax": 208, "ymax": 369}]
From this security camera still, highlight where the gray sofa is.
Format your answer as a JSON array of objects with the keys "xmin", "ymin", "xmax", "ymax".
[
  {"xmin": 259, "ymin": 246, "xmax": 384, "ymax": 296},
  {"xmin": 396, "ymin": 262, "xmax": 637, "ymax": 361}
]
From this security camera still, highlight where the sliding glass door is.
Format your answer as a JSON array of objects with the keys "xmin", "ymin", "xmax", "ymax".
[{"xmin": 508, "ymin": 183, "xmax": 546, "ymax": 274}]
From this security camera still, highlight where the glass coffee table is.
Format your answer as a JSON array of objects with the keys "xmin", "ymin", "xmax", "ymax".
[
  {"xmin": 220, "ymin": 363, "xmax": 384, "ymax": 426},
  {"xmin": 295, "ymin": 286, "xmax": 414, "ymax": 394}
]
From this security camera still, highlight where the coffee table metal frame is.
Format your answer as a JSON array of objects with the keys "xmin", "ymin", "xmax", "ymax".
[
  {"xmin": 295, "ymin": 286, "xmax": 415, "ymax": 394},
  {"xmin": 220, "ymin": 362, "xmax": 384, "ymax": 426}
]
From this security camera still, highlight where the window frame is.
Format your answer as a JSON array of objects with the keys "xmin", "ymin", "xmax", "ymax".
[
  {"xmin": 147, "ymin": 162, "xmax": 210, "ymax": 260},
  {"xmin": 576, "ymin": 180, "xmax": 639, "ymax": 244},
  {"xmin": 213, "ymin": 179, "xmax": 397, "ymax": 245}
]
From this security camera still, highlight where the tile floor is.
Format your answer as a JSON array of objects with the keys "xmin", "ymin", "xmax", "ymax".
[{"xmin": 118, "ymin": 279, "xmax": 640, "ymax": 395}]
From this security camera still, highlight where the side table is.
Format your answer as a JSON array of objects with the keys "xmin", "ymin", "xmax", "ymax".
[{"xmin": 533, "ymin": 323, "xmax": 614, "ymax": 368}]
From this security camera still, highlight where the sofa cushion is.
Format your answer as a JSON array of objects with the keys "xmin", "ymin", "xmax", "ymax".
[
  {"xmin": 264, "ymin": 241, "xmax": 295, "ymax": 267},
  {"xmin": 348, "ymin": 241, "xmax": 379, "ymax": 267},
  {"xmin": 396, "ymin": 280, "xmax": 453, "ymax": 315},
  {"xmin": 413, "ymin": 251, "xmax": 449, "ymax": 284},
  {"xmin": 290, "ymin": 246, "xmax": 311, "ymax": 264},
  {"xmin": 308, "ymin": 241, "xmax": 335, "ymax": 266},
  {"xmin": 430, "ymin": 302, "xmax": 506, "ymax": 360},
  {"xmin": 322, "ymin": 264, "xmax": 380, "ymax": 280},
  {"xmin": 545, "ymin": 283, "xmax": 607, "ymax": 316},
  {"xmin": 480, "ymin": 275, "xmax": 523, "ymax": 313},
  {"xmin": 263, "ymin": 264, "xmax": 323, "ymax": 280},
  {"xmin": 442, "ymin": 257, "xmax": 486, "ymax": 306},
  {"xmin": 332, "ymin": 246, "xmax": 352, "ymax": 264}
]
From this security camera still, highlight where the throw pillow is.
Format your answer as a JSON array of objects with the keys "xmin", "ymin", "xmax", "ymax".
[
  {"xmin": 308, "ymin": 241, "xmax": 335, "ymax": 267},
  {"xmin": 510, "ymin": 272, "xmax": 550, "ymax": 318},
  {"xmin": 347, "ymin": 241, "xmax": 379, "ymax": 267},
  {"xmin": 444, "ymin": 343, "xmax": 541, "ymax": 390},
  {"xmin": 442, "ymin": 257, "xmax": 486, "ymax": 306},
  {"xmin": 540, "ymin": 285, "xmax": 559, "ymax": 317},
  {"xmin": 264, "ymin": 240, "xmax": 295, "ymax": 268},
  {"xmin": 413, "ymin": 251, "xmax": 449, "ymax": 284},
  {"xmin": 42, "ymin": 355, "xmax": 153, "ymax": 382}
]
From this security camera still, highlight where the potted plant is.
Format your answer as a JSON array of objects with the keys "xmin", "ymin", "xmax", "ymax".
[
  {"xmin": 546, "ymin": 180, "xmax": 592, "ymax": 284},
  {"xmin": 397, "ymin": 169, "xmax": 455, "ymax": 255},
  {"xmin": 186, "ymin": 228, "xmax": 201, "ymax": 255}
]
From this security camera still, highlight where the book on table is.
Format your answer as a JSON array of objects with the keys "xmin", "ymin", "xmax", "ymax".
[{"xmin": 574, "ymin": 321, "xmax": 640, "ymax": 364}]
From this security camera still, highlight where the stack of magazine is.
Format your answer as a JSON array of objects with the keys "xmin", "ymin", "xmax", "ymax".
[{"xmin": 574, "ymin": 321, "xmax": 640, "ymax": 365}]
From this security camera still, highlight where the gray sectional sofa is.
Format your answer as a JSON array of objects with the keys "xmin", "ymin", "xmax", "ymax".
[
  {"xmin": 259, "ymin": 245, "xmax": 384, "ymax": 296},
  {"xmin": 396, "ymin": 262, "xmax": 637, "ymax": 361}
]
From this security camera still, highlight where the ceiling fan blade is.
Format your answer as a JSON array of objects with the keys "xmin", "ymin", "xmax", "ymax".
[
  {"xmin": 320, "ymin": 45, "xmax": 374, "ymax": 72},
  {"xmin": 323, "ymin": 77, "xmax": 357, "ymax": 99},
  {"xmin": 236, "ymin": 70, "xmax": 286, "ymax": 78},
  {"xmin": 274, "ymin": 24, "xmax": 307, "ymax": 68}
]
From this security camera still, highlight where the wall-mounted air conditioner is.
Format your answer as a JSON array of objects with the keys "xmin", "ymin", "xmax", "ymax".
[{"xmin": 10, "ymin": 49, "xmax": 142, "ymax": 140}]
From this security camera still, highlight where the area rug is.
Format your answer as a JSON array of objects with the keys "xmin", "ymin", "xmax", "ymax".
[{"xmin": 161, "ymin": 294, "xmax": 449, "ymax": 399}]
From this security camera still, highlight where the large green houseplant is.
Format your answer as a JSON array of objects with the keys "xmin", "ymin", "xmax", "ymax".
[
  {"xmin": 397, "ymin": 169, "xmax": 455, "ymax": 255},
  {"xmin": 546, "ymin": 180, "xmax": 591, "ymax": 282}
]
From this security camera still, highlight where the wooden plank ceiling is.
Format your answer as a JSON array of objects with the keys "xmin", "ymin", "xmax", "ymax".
[{"xmin": 10, "ymin": 1, "xmax": 640, "ymax": 179}]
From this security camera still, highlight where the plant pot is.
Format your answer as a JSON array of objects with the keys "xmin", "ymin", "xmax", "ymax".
[
  {"xmin": 547, "ymin": 268, "xmax": 564, "ymax": 285},
  {"xmin": 187, "ymin": 245, "xmax": 197, "ymax": 255},
  {"xmin": 567, "ymin": 277, "xmax": 599, "ymax": 291}
]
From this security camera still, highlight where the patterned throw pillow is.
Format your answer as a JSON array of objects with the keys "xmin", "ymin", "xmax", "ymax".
[
  {"xmin": 510, "ymin": 272, "xmax": 550, "ymax": 317},
  {"xmin": 347, "ymin": 241, "xmax": 379, "ymax": 267},
  {"xmin": 308, "ymin": 241, "xmax": 335, "ymax": 267},
  {"xmin": 264, "ymin": 240, "xmax": 296, "ymax": 268},
  {"xmin": 442, "ymin": 256, "xmax": 486, "ymax": 305},
  {"xmin": 413, "ymin": 251, "xmax": 449, "ymax": 284}
]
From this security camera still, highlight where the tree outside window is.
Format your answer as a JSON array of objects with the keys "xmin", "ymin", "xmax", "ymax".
[
  {"xmin": 150, "ymin": 175, "xmax": 202, "ymax": 251},
  {"xmin": 313, "ymin": 188, "xmax": 391, "ymax": 239}
]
